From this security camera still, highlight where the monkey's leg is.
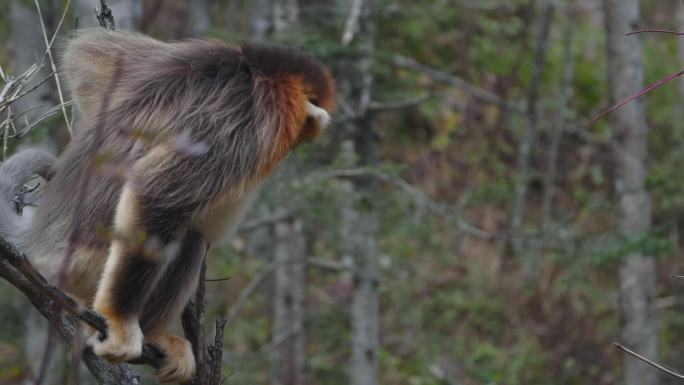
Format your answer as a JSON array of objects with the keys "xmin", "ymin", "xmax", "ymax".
[
  {"xmin": 146, "ymin": 333, "xmax": 196, "ymax": 383},
  {"xmin": 139, "ymin": 230, "xmax": 207, "ymax": 383},
  {"xmin": 89, "ymin": 185, "xmax": 183, "ymax": 361}
]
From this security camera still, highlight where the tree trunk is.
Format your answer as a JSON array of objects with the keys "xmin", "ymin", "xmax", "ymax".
[
  {"xmin": 248, "ymin": 0, "xmax": 274, "ymax": 40},
  {"xmin": 604, "ymin": 2, "xmax": 658, "ymax": 385},
  {"xmin": 347, "ymin": 185, "xmax": 380, "ymax": 385},
  {"xmin": 190, "ymin": 0, "xmax": 211, "ymax": 37},
  {"xmin": 541, "ymin": 2, "xmax": 574, "ymax": 227},
  {"xmin": 266, "ymin": 5, "xmax": 308, "ymax": 384},
  {"xmin": 510, "ymin": 0, "xmax": 553, "ymax": 255},
  {"xmin": 336, "ymin": 1, "xmax": 380, "ymax": 384},
  {"xmin": 270, "ymin": 218, "xmax": 308, "ymax": 385}
]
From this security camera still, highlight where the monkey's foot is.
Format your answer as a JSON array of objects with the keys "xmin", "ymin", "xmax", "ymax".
[
  {"xmin": 87, "ymin": 315, "xmax": 143, "ymax": 362},
  {"xmin": 147, "ymin": 333, "xmax": 196, "ymax": 383}
]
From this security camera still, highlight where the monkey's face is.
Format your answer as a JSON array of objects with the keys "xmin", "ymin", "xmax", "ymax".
[
  {"xmin": 295, "ymin": 70, "xmax": 335, "ymax": 144},
  {"xmin": 296, "ymin": 101, "xmax": 332, "ymax": 144}
]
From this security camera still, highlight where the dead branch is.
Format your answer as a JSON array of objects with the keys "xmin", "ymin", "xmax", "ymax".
[
  {"xmin": 182, "ymin": 257, "xmax": 228, "ymax": 385},
  {"xmin": 34, "ymin": 0, "xmax": 73, "ymax": 137},
  {"xmin": 96, "ymin": 0, "xmax": 116, "ymax": 30},
  {"xmin": 367, "ymin": 94, "xmax": 433, "ymax": 112},
  {"xmin": 391, "ymin": 55, "xmax": 525, "ymax": 113},
  {"xmin": 0, "ymin": 236, "xmax": 162, "ymax": 383},
  {"xmin": 615, "ymin": 343, "xmax": 684, "ymax": 381}
]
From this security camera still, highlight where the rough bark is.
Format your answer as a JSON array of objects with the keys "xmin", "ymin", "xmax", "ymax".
[
  {"xmin": 336, "ymin": 1, "xmax": 380, "ymax": 384},
  {"xmin": 270, "ymin": 218, "xmax": 307, "ymax": 385},
  {"xmin": 604, "ymin": 1, "xmax": 658, "ymax": 385},
  {"xmin": 182, "ymin": 261, "xmax": 229, "ymax": 385},
  {"xmin": 344, "ymin": 182, "xmax": 380, "ymax": 385},
  {"xmin": 0, "ymin": 237, "xmax": 145, "ymax": 385}
]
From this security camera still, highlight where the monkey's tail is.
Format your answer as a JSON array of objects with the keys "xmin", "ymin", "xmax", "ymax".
[{"xmin": 0, "ymin": 149, "xmax": 55, "ymax": 244}]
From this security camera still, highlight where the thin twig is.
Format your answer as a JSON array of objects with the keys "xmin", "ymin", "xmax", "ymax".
[
  {"xmin": 367, "ymin": 94, "xmax": 432, "ymax": 112},
  {"xmin": 34, "ymin": 0, "xmax": 73, "ymax": 137},
  {"xmin": 0, "ymin": 71, "xmax": 57, "ymax": 110},
  {"xmin": 615, "ymin": 343, "xmax": 684, "ymax": 380},
  {"xmin": 626, "ymin": 29, "xmax": 684, "ymax": 36},
  {"xmin": 12, "ymin": 101, "xmax": 75, "ymax": 139},
  {"xmin": 588, "ymin": 68, "xmax": 684, "ymax": 127},
  {"xmin": 391, "ymin": 55, "xmax": 525, "ymax": 113}
]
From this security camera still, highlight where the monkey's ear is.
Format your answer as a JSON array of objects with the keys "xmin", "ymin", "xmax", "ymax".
[{"xmin": 305, "ymin": 101, "xmax": 331, "ymax": 131}]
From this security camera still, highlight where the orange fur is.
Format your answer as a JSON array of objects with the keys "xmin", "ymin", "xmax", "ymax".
[{"xmin": 257, "ymin": 74, "xmax": 309, "ymax": 178}]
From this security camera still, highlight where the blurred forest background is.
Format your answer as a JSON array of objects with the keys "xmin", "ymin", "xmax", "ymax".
[{"xmin": 3, "ymin": 0, "xmax": 684, "ymax": 384}]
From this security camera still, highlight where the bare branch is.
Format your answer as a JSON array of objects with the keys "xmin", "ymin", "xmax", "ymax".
[
  {"xmin": 34, "ymin": 0, "xmax": 73, "ymax": 137},
  {"xmin": 391, "ymin": 55, "xmax": 525, "ymax": 113},
  {"xmin": 615, "ymin": 343, "xmax": 684, "ymax": 380},
  {"xmin": 0, "ymin": 236, "xmax": 163, "ymax": 383},
  {"xmin": 96, "ymin": 0, "xmax": 116, "ymax": 30},
  {"xmin": 239, "ymin": 211, "xmax": 292, "ymax": 233},
  {"xmin": 309, "ymin": 258, "xmax": 353, "ymax": 272},
  {"xmin": 367, "ymin": 94, "xmax": 432, "ymax": 112}
]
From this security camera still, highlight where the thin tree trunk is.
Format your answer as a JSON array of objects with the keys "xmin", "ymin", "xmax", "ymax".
[
  {"xmin": 270, "ymin": 218, "xmax": 307, "ymax": 385},
  {"xmin": 336, "ymin": 1, "xmax": 380, "ymax": 384},
  {"xmin": 676, "ymin": 0, "xmax": 684, "ymax": 104},
  {"xmin": 604, "ymin": 2, "xmax": 658, "ymax": 385},
  {"xmin": 348, "ymin": 185, "xmax": 380, "ymax": 385},
  {"xmin": 510, "ymin": 0, "xmax": 554, "ymax": 252},
  {"xmin": 190, "ymin": 0, "xmax": 211, "ymax": 37},
  {"xmin": 249, "ymin": 0, "xmax": 274, "ymax": 40},
  {"xmin": 260, "ymin": 4, "xmax": 308, "ymax": 384},
  {"xmin": 541, "ymin": 2, "xmax": 575, "ymax": 227}
]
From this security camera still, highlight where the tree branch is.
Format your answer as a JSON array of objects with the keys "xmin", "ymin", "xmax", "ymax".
[
  {"xmin": 391, "ymin": 55, "xmax": 525, "ymax": 113},
  {"xmin": 615, "ymin": 343, "xmax": 684, "ymax": 380},
  {"xmin": 0, "ymin": 236, "xmax": 164, "ymax": 382}
]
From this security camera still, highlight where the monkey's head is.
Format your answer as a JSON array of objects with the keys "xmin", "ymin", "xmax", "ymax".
[{"xmin": 241, "ymin": 44, "xmax": 335, "ymax": 146}]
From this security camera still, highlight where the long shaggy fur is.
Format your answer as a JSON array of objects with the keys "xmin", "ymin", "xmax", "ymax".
[{"xmin": 1, "ymin": 29, "xmax": 334, "ymax": 381}]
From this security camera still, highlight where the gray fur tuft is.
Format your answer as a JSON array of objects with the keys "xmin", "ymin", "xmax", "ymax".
[{"xmin": 0, "ymin": 149, "xmax": 55, "ymax": 244}]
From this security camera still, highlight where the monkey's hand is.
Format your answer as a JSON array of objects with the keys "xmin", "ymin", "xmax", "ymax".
[
  {"xmin": 86, "ymin": 313, "xmax": 144, "ymax": 362},
  {"xmin": 146, "ymin": 333, "xmax": 196, "ymax": 383}
]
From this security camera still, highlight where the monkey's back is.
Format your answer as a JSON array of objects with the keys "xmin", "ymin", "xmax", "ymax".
[{"xmin": 21, "ymin": 29, "xmax": 334, "ymax": 296}]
